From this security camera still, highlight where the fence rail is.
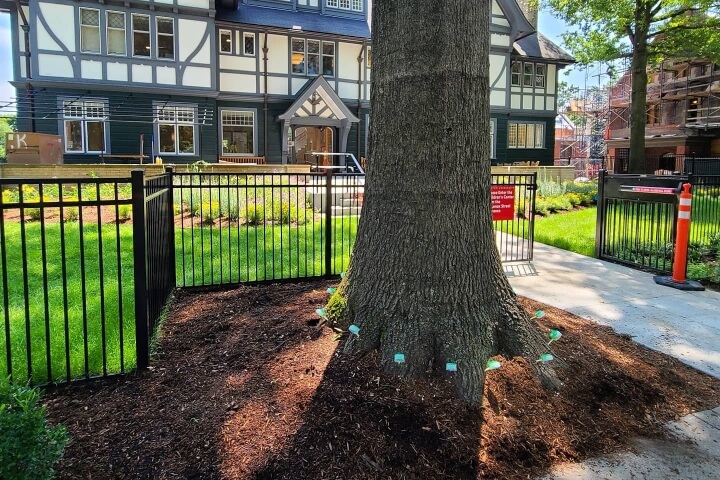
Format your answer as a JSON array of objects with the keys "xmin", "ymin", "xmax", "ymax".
[
  {"xmin": 1, "ymin": 169, "xmax": 536, "ymax": 385},
  {"xmin": 595, "ymin": 170, "xmax": 720, "ymax": 274}
]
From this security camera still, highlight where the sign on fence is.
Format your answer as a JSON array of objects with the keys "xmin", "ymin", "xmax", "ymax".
[{"xmin": 491, "ymin": 185, "xmax": 515, "ymax": 221}]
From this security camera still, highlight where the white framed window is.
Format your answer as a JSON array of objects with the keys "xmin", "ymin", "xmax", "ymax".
[
  {"xmin": 327, "ymin": 0, "xmax": 363, "ymax": 11},
  {"xmin": 511, "ymin": 61, "xmax": 521, "ymax": 86},
  {"xmin": 523, "ymin": 63, "xmax": 534, "ymax": 87},
  {"xmin": 155, "ymin": 104, "xmax": 196, "ymax": 155},
  {"xmin": 106, "ymin": 11, "xmax": 126, "ymax": 56},
  {"xmin": 297, "ymin": 0, "xmax": 319, "ymax": 5},
  {"xmin": 291, "ymin": 38, "xmax": 335, "ymax": 76},
  {"xmin": 508, "ymin": 122, "xmax": 544, "ymax": 149},
  {"xmin": 221, "ymin": 110, "xmax": 255, "ymax": 156},
  {"xmin": 490, "ymin": 119, "xmax": 496, "ymax": 159},
  {"xmin": 132, "ymin": 14, "xmax": 151, "ymax": 57},
  {"xmin": 62, "ymin": 100, "xmax": 107, "ymax": 154},
  {"xmin": 243, "ymin": 33, "xmax": 255, "ymax": 56},
  {"xmin": 80, "ymin": 8, "xmax": 101, "ymax": 53},
  {"xmin": 535, "ymin": 64, "xmax": 546, "ymax": 88},
  {"xmin": 219, "ymin": 29, "xmax": 232, "ymax": 54},
  {"xmin": 156, "ymin": 17, "xmax": 174, "ymax": 60}
]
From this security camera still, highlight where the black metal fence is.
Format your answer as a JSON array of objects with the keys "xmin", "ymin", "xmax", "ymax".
[
  {"xmin": 0, "ymin": 176, "xmax": 136, "ymax": 384},
  {"xmin": 605, "ymin": 155, "xmax": 720, "ymax": 175},
  {"xmin": 1, "ymin": 168, "xmax": 536, "ymax": 385},
  {"xmin": 595, "ymin": 170, "xmax": 720, "ymax": 274},
  {"xmin": 492, "ymin": 173, "xmax": 536, "ymax": 263}
]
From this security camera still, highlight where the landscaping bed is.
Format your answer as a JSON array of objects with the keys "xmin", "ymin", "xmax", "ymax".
[{"xmin": 43, "ymin": 280, "xmax": 720, "ymax": 479}]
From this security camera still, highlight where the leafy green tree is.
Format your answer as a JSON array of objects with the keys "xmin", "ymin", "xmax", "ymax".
[
  {"xmin": 547, "ymin": 0, "xmax": 720, "ymax": 172},
  {"xmin": 0, "ymin": 115, "xmax": 16, "ymax": 161}
]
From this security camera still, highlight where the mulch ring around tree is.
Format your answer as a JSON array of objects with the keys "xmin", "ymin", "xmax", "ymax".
[{"xmin": 44, "ymin": 280, "xmax": 720, "ymax": 479}]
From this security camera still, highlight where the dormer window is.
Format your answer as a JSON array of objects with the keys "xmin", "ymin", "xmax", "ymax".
[{"xmin": 326, "ymin": 0, "xmax": 363, "ymax": 12}]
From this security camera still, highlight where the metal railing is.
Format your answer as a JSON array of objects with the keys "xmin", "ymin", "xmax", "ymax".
[{"xmin": 492, "ymin": 173, "xmax": 536, "ymax": 263}]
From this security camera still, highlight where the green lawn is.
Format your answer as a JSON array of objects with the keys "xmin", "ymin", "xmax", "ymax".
[
  {"xmin": 534, "ymin": 207, "xmax": 598, "ymax": 257},
  {"xmin": 0, "ymin": 222, "xmax": 136, "ymax": 384},
  {"xmin": 1, "ymin": 217, "xmax": 359, "ymax": 383}
]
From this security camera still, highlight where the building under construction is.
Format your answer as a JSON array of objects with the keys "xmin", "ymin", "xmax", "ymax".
[{"xmin": 606, "ymin": 59, "xmax": 720, "ymax": 173}]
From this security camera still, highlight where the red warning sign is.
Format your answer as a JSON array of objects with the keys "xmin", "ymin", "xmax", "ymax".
[{"xmin": 491, "ymin": 185, "xmax": 515, "ymax": 221}]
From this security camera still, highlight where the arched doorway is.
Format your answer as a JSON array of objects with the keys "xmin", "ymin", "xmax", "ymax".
[{"xmin": 294, "ymin": 126, "xmax": 334, "ymax": 165}]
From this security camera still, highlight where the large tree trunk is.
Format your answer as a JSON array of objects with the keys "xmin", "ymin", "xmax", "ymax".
[
  {"xmin": 333, "ymin": 0, "xmax": 560, "ymax": 405},
  {"xmin": 627, "ymin": 2, "xmax": 652, "ymax": 174}
]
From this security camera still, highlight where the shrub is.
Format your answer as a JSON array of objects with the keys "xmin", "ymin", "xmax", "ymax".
[
  {"xmin": 688, "ymin": 263, "xmax": 716, "ymax": 282},
  {"xmin": 62, "ymin": 197, "xmax": 79, "ymax": 223},
  {"xmin": 118, "ymin": 204, "xmax": 131, "ymax": 221},
  {"xmin": 2, "ymin": 189, "xmax": 18, "ymax": 203},
  {"xmin": 243, "ymin": 202, "xmax": 265, "ymax": 225},
  {"xmin": 0, "ymin": 377, "xmax": 69, "ymax": 480},
  {"xmin": 545, "ymin": 196, "xmax": 573, "ymax": 213},
  {"xmin": 201, "ymin": 201, "xmax": 221, "ymax": 225}
]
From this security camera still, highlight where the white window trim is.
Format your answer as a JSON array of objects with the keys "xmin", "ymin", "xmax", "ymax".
[
  {"xmin": 106, "ymin": 10, "xmax": 127, "ymax": 56},
  {"xmin": 326, "ymin": 0, "xmax": 363, "ymax": 11},
  {"xmin": 220, "ymin": 109, "xmax": 257, "ymax": 157},
  {"xmin": 155, "ymin": 16, "xmax": 175, "ymax": 61},
  {"xmin": 132, "ymin": 13, "xmax": 151, "ymax": 58},
  {"xmin": 79, "ymin": 7, "xmax": 101, "ymax": 55},
  {"xmin": 243, "ymin": 32, "xmax": 255, "ymax": 56},
  {"xmin": 154, "ymin": 103, "xmax": 197, "ymax": 156},
  {"xmin": 219, "ymin": 29, "xmax": 233, "ymax": 54},
  {"xmin": 535, "ymin": 64, "xmax": 546, "ymax": 89},
  {"xmin": 60, "ymin": 98, "xmax": 108, "ymax": 154},
  {"xmin": 510, "ymin": 61, "xmax": 521, "ymax": 87},
  {"xmin": 366, "ymin": 46, "xmax": 371, "ymax": 69},
  {"xmin": 508, "ymin": 121, "xmax": 545, "ymax": 149}
]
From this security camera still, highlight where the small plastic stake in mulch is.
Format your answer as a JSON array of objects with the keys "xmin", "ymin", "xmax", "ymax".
[
  {"xmin": 446, "ymin": 362, "xmax": 457, "ymax": 372},
  {"xmin": 548, "ymin": 330, "xmax": 562, "ymax": 345},
  {"xmin": 327, "ymin": 287, "xmax": 336, "ymax": 294},
  {"xmin": 485, "ymin": 360, "xmax": 502, "ymax": 372},
  {"xmin": 394, "ymin": 353, "xmax": 405, "ymax": 363},
  {"xmin": 348, "ymin": 324, "xmax": 360, "ymax": 336},
  {"xmin": 537, "ymin": 353, "xmax": 554, "ymax": 363}
]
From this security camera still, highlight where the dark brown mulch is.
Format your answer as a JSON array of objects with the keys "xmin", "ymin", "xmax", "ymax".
[{"xmin": 44, "ymin": 280, "xmax": 720, "ymax": 479}]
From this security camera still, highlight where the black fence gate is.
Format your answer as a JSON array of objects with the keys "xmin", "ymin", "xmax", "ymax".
[{"xmin": 595, "ymin": 170, "xmax": 720, "ymax": 274}]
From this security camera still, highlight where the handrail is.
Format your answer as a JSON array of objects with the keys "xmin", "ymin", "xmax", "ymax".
[{"xmin": 309, "ymin": 152, "xmax": 365, "ymax": 175}]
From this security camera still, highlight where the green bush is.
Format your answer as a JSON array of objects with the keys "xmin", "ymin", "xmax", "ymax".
[
  {"xmin": 0, "ymin": 377, "xmax": 68, "ymax": 480},
  {"xmin": 243, "ymin": 202, "xmax": 265, "ymax": 225},
  {"xmin": 118, "ymin": 204, "xmax": 131, "ymax": 221},
  {"xmin": 688, "ymin": 263, "xmax": 717, "ymax": 282}
]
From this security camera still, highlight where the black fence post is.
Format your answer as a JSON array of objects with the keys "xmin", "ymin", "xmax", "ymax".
[
  {"xmin": 324, "ymin": 168, "xmax": 333, "ymax": 277},
  {"xmin": 595, "ymin": 169, "xmax": 606, "ymax": 259},
  {"xmin": 528, "ymin": 173, "xmax": 537, "ymax": 261},
  {"xmin": 131, "ymin": 169, "xmax": 150, "ymax": 371},
  {"xmin": 165, "ymin": 166, "xmax": 177, "ymax": 287}
]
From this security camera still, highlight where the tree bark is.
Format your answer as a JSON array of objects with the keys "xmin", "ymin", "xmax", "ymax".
[
  {"xmin": 334, "ymin": 0, "xmax": 560, "ymax": 405},
  {"xmin": 627, "ymin": 1, "xmax": 652, "ymax": 173}
]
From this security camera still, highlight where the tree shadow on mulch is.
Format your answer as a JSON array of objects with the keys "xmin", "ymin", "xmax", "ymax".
[{"xmin": 43, "ymin": 281, "xmax": 720, "ymax": 480}]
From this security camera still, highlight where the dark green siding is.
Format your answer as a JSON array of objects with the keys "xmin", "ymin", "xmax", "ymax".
[
  {"xmin": 492, "ymin": 114, "xmax": 556, "ymax": 166},
  {"xmin": 17, "ymin": 88, "xmax": 217, "ymax": 165}
]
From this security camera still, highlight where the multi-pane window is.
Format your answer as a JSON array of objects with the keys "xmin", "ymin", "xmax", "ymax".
[
  {"xmin": 106, "ymin": 11, "xmax": 126, "ymax": 55},
  {"xmin": 80, "ymin": 8, "xmax": 101, "ymax": 53},
  {"xmin": 221, "ymin": 110, "xmax": 255, "ymax": 155},
  {"xmin": 508, "ymin": 122, "xmax": 544, "ymax": 149},
  {"xmin": 291, "ymin": 38, "xmax": 335, "ymax": 76},
  {"xmin": 219, "ymin": 29, "xmax": 232, "ymax": 53},
  {"xmin": 326, "ymin": 0, "xmax": 363, "ymax": 11},
  {"xmin": 511, "ymin": 61, "xmax": 521, "ymax": 86},
  {"xmin": 535, "ymin": 64, "xmax": 546, "ymax": 88},
  {"xmin": 297, "ymin": 0, "xmax": 319, "ymax": 6},
  {"xmin": 156, "ymin": 17, "xmax": 174, "ymax": 60},
  {"xmin": 512, "ymin": 61, "xmax": 547, "ymax": 88},
  {"xmin": 156, "ymin": 105, "xmax": 196, "ymax": 155},
  {"xmin": 62, "ymin": 100, "xmax": 106, "ymax": 153},
  {"xmin": 132, "ymin": 14, "xmax": 151, "ymax": 57},
  {"xmin": 244, "ymin": 33, "xmax": 255, "ymax": 56}
]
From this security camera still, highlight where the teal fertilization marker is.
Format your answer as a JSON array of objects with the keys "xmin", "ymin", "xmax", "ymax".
[
  {"xmin": 537, "ymin": 353, "xmax": 554, "ymax": 363},
  {"xmin": 534, "ymin": 310, "xmax": 545, "ymax": 318},
  {"xmin": 315, "ymin": 308, "xmax": 327, "ymax": 318},
  {"xmin": 340, "ymin": 271, "xmax": 346, "ymax": 278},
  {"xmin": 327, "ymin": 287, "xmax": 336, "ymax": 294},
  {"xmin": 394, "ymin": 353, "xmax": 405, "ymax": 363},
  {"xmin": 348, "ymin": 324, "xmax": 360, "ymax": 336},
  {"xmin": 548, "ymin": 330, "xmax": 562, "ymax": 345},
  {"xmin": 485, "ymin": 360, "xmax": 502, "ymax": 371},
  {"xmin": 446, "ymin": 362, "xmax": 457, "ymax": 372}
]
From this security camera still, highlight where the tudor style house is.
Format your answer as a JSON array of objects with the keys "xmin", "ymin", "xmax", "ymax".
[{"xmin": 2, "ymin": 0, "xmax": 573, "ymax": 165}]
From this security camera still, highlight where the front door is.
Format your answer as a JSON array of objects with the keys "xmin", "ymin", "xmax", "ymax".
[{"xmin": 294, "ymin": 127, "xmax": 334, "ymax": 165}]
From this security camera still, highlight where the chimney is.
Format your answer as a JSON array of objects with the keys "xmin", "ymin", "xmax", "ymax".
[{"xmin": 516, "ymin": 0, "xmax": 538, "ymax": 29}]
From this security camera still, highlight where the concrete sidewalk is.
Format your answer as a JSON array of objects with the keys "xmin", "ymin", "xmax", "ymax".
[{"xmin": 506, "ymin": 243, "xmax": 720, "ymax": 479}]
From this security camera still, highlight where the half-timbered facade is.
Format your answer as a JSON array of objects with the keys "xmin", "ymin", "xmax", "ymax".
[{"xmin": 3, "ymin": 0, "xmax": 573, "ymax": 165}]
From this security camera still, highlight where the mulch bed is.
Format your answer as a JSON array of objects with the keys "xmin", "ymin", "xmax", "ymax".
[{"xmin": 44, "ymin": 280, "xmax": 720, "ymax": 479}]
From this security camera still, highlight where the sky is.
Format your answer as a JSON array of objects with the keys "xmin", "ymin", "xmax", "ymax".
[{"xmin": 0, "ymin": 8, "xmax": 592, "ymax": 105}]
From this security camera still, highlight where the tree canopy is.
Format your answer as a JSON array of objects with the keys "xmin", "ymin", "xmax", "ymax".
[{"xmin": 547, "ymin": 0, "xmax": 720, "ymax": 172}]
